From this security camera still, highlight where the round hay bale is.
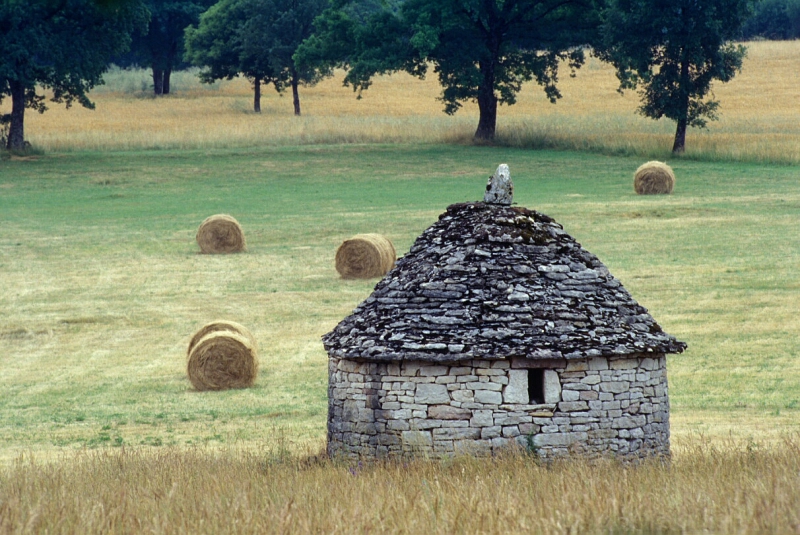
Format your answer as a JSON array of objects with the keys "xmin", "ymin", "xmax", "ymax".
[
  {"xmin": 187, "ymin": 320, "xmax": 256, "ymax": 356},
  {"xmin": 335, "ymin": 234, "xmax": 396, "ymax": 279},
  {"xmin": 187, "ymin": 331, "xmax": 258, "ymax": 391},
  {"xmin": 634, "ymin": 161, "xmax": 675, "ymax": 195},
  {"xmin": 196, "ymin": 214, "xmax": 246, "ymax": 253}
]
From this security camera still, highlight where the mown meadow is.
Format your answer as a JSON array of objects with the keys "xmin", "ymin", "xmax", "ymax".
[{"xmin": 0, "ymin": 40, "xmax": 798, "ymax": 533}]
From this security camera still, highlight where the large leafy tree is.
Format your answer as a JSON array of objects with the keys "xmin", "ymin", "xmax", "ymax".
[
  {"xmin": 126, "ymin": 1, "xmax": 216, "ymax": 96},
  {"xmin": 0, "ymin": 0, "xmax": 147, "ymax": 150},
  {"xmin": 184, "ymin": 0, "xmax": 329, "ymax": 114},
  {"xmin": 295, "ymin": 0, "xmax": 600, "ymax": 140},
  {"xmin": 599, "ymin": 0, "xmax": 750, "ymax": 154}
]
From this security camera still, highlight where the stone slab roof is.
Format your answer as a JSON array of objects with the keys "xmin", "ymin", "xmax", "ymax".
[{"xmin": 323, "ymin": 201, "xmax": 687, "ymax": 363}]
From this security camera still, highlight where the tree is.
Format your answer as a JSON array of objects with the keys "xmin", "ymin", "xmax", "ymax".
[
  {"xmin": 0, "ymin": 0, "xmax": 147, "ymax": 150},
  {"xmin": 295, "ymin": 0, "xmax": 600, "ymax": 140},
  {"xmin": 742, "ymin": 0, "xmax": 800, "ymax": 40},
  {"xmin": 126, "ymin": 1, "xmax": 216, "ymax": 96},
  {"xmin": 184, "ymin": 0, "xmax": 329, "ymax": 114},
  {"xmin": 599, "ymin": 0, "xmax": 750, "ymax": 154}
]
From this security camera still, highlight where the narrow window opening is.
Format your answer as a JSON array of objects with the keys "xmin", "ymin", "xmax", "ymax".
[{"xmin": 528, "ymin": 369, "xmax": 545, "ymax": 404}]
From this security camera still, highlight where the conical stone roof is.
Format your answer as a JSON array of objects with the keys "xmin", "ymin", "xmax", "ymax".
[{"xmin": 324, "ymin": 168, "xmax": 687, "ymax": 363}]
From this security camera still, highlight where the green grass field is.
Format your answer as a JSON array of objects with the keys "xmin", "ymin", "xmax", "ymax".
[{"xmin": 2, "ymin": 144, "xmax": 799, "ymax": 466}]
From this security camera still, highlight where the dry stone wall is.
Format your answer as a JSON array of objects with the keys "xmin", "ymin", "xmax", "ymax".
[{"xmin": 328, "ymin": 354, "xmax": 669, "ymax": 459}]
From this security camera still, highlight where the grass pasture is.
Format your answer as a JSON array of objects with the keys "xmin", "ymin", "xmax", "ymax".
[
  {"xmin": 0, "ymin": 39, "xmax": 799, "ymax": 534},
  {"xmin": 1, "ymin": 145, "xmax": 799, "ymax": 458}
]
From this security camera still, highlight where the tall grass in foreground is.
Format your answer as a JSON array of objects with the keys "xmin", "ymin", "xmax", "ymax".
[
  {"xmin": 1, "ymin": 436, "xmax": 799, "ymax": 534},
  {"xmin": 2, "ymin": 41, "xmax": 798, "ymax": 163}
]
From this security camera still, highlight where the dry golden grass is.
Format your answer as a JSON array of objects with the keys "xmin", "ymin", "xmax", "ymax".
[
  {"xmin": 1, "ymin": 436, "xmax": 799, "ymax": 534},
  {"xmin": 3, "ymin": 41, "xmax": 799, "ymax": 162}
]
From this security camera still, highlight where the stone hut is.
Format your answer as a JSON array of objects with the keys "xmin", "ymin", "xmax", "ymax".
[{"xmin": 323, "ymin": 165, "xmax": 686, "ymax": 460}]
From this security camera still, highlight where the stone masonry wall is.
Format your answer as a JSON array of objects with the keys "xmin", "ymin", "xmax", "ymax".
[{"xmin": 328, "ymin": 354, "xmax": 669, "ymax": 460}]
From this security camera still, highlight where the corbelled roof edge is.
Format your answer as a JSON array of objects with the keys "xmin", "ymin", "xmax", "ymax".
[{"xmin": 323, "ymin": 201, "xmax": 687, "ymax": 363}]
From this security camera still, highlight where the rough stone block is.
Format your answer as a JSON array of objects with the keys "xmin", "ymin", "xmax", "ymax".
[
  {"xmin": 611, "ymin": 415, "xmax": 647, "ymax": 429},
  {"xmin": 476, "ymin": 368, "xmax": 505, "ymax": 376},
  {"xmin": 494, "ymin": 413, "xmax": 531, "ymax": 426},
  {"xmin": 470, "ymin": 410, "xmax": 494, "ymax": 427},
  {"xmin": 533, "ymin": 431, "xmax": 588, "ymax": 448},
  {"xmin": 565, "ymin": 361, "xmax": 589, "ymax": 372},
  {"xmin": 451, "ymin": 389, "xmax": 474, "ymax": 402},
  {"xmin": 600, "ymin": 381, "xmax": 630, "ymax": 394},
  {"xmin": 558, "ymin": 401, "xmax": 588, "ymax": 412},
  {"xmin": 504, "ymin": 370, "xmax": 529, "ymax": 404},
  {"xmin": 419, "ymin": 365, "xmax": 449, "ymax": 377},
  {"xmin": 357, "ymin": 408, "xmax": 375, "ymax": 422},
  {"xmin": 401, "ymin": 430, "xmax": 432, "ymax": 449},
  {"xmin": 355, "ymin": 422, "xmax": 377, "ymax": 434},
  {"xmin": 401, "ymin": 362, "xmax": 422, "ymax": 377},
  {"xmin": 561, "ymin": 389, "xmax": 580, "ymax": 402},
  {"xmin": 386, "ymin": 409, "xmax": 412, "ymax": 420},
  {"xmin": 414, "ymin": 383, "xmax": 450, "ymax": 405},
  {"xmin": 428, "ymin": 405, "xmax": 471, "ymax": 420},
  {"xmin": 433, "ymin": 427, "xmax": 480, "ymax": 440},
  {"xmin": 440, "ymin": 420, "xmax": 469, "ymax": 428},
  {"xmin": 467, "ymin": 382, "xmax": 503, "ymax": 391},
  {"xmin": 588, "ymin": 357, "xmax": 609, "ymax": 371},
  {"xmin": 589, "ymin": 428, "xmax": 618, "ymax": 439},
  {"xmin": 544, "ymin": 370, "xmax": 561, "ymax": 404},
  {"xmin": 474, "ymin": 390, "xmax": 503, "ymax": 404},
  {"xmin": 639, "ymin": 358, "xmax": 658, "ymax": 371},
  {"xmin": 387, "ymin": 419, "xmax": 410, "ymax": 431},
  {"xmin": 410, "ymin": 418, "xmax": 442, "ymax": 430},
  {"xmin": 481, "ymin": 426, "xmax": 501, "ymax": 439},
  {"xmin": 610, "ymin": 359, "xmax": 638, "ymax": 370}
]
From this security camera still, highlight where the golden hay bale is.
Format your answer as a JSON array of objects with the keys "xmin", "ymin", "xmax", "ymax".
[
  {"xmin": 335, "ymin": 234, "xmax": 396, "ymax": 279},
  {"xmin": 187, "ymin": 331, "xmax": 258, "ymax": 391},
  {"xmin": 187, "ymin": 320, "xmax": 257, "ymax": 356},
  {"xmin": 633, "ymin": 161, "xmax": 676, "ymax": 195},
  {"xmin": 196, "ymin": 214, "xmax": 246, "ymax": 253}
]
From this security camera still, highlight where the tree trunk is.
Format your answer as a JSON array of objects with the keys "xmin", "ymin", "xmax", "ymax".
[
  {"xmin": 475, "ymin": 92, "xmax": 497, "ymax": 141},
  {"xmin": 253, "ymin": 78, "xmax": 261, "ymax": 113},
  {"xmin": 7, "ymin": 81, "xmax": 26, "ymax": 150},
  {"xmin": 672, "ymin": 59, "xmax": 690, "ymax": 154},
  {"xmin": 163, "ymin": 68, "xmax": 172, "ymax": 95},
  {"xmin": 474, "ymin": 60, "xmax": 497, "ymax": 140},
  {"xmin": 152, "ymin": 67, "xmax": 164, "ymax": 96},
  {"xmin": 672, "ymin": 118, "xmax": 687, "ymax": 154},
  {"xmin": 291, "ymin": 69, "xmax": 301, "ymax": 116}
]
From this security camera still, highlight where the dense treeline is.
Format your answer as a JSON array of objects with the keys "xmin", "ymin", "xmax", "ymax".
[
  {"xmin": 1, "ymin": 0, "xmax": 792, "ymax": 154},
  {"xmin": 742, "ymin": 0, "xmax": 800, "ymax": 39}
]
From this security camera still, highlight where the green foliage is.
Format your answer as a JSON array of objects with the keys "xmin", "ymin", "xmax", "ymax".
[
  {"xmin": 295, "ymin": 0, "xmax": 600, "ymax": 139},
  {"xmin": 599, "ymin": 0, "xmax": 750, "ymax": 153},
  {"xmin": 0, "ymin": 0, "xmax": 148, "ymax": 149},
  {"xmin": 184, "ymin": 0, "xmax": 329, "ymax": 112},
  {"xmin": 122, "ymin": 0, "xmax": 216, "ymax": 94},
  {"xmin": 742, "ymin": 0, "xmax": 800, "ymax": 39}
]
